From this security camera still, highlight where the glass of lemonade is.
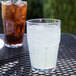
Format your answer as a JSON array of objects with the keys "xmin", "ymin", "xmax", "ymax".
[
  {"xmin": 1, "ymin": 0, "xmax": 27, "ymax": 48},
  {"xmin": 27, "ymin": 19, "xmax": 61, "ymax": 72}
]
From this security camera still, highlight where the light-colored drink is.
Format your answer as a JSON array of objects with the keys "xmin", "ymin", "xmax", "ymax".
[{"xmin": 27, "ymin": 19, "xmax": 61, "ymax": 71}]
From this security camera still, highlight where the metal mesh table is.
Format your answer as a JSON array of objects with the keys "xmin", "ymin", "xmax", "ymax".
[{"xmin": 0, "ymin": 34, "xmax": 76, "ymax": 76}]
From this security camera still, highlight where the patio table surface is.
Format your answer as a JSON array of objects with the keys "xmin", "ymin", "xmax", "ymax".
[{"xmin": 0, "ymin": 34, "xmax": 76, "ymax": 76}]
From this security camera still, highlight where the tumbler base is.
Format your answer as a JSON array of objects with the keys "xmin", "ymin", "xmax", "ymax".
[{"xmin": 5, "ymin": 43, "xmax": 23, "ymax": 48}]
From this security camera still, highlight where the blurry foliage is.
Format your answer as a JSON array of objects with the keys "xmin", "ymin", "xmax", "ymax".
[
  {"xmin": 25, "ymin": 0, "xmax": 76, "ymax": 34},
  {"xmin": 44, "ymin": 0, "xmax": 76, "ymax": 34},
  {"xmin": 0, "ymin": 0, "xmax": 76, "ymax": 34},
  {"xmin": 25, "ymin": 0, "xmax": 43, "ymax": 19}
]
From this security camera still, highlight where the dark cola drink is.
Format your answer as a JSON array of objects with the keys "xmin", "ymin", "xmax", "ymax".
[{"xmin": 2, "ymin": 1, "xmax": 27, "ymax": 48}]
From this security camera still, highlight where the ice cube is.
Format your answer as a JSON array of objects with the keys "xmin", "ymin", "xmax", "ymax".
[
  {"xmin": 2, "ymin": 1, "xmax": 12, "ymax": 6},
  {"xmin": 15, "ymin": 1, "xmax": 27, "ymax": 6}
]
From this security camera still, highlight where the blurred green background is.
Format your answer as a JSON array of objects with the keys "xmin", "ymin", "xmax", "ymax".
[{"xmin": 0, "ymin": 0, "xmax": 76, "ymax": 34}]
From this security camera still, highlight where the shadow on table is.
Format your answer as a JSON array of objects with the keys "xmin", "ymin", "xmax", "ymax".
[
  {"xmin": 1, "ymin": 34, "xmax": 76, "ymax": 76},
  {"xmin": 0, "ymin": 46, "xmax": 31, "ymax": 76}
]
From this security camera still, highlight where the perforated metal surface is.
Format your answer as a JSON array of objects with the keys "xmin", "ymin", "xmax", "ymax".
[{"xmin": 0, "ymin": 34, "xmax": 76, "ymax": 76}]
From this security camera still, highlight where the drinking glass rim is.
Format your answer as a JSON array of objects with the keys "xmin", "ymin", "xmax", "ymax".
[
  {"xmin": 27, "ymin": 18, "xmax": 61, "ymax": 24},
  {"xmin": 1, "ymin": 1, "xmax": 27, "ymax": 5}
]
